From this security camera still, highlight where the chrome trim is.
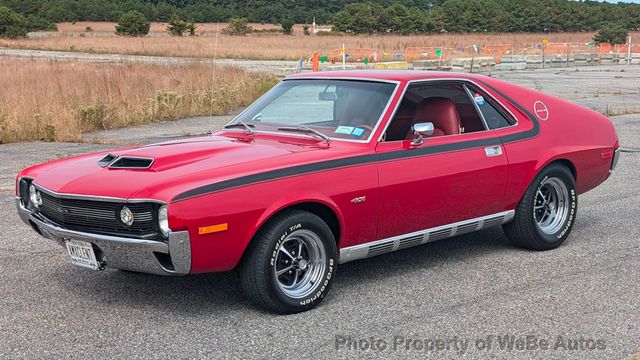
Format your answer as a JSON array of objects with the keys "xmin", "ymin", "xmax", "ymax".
[
  {"xmin": 108, "ymin": 156, "xmax": 155, "ymax": 169},
  {"xmin": 463, "ymin": 83, "xmax": 490, "ymax": 130},
  {"xmin": 16, "ymin": 176, "xmax": 33, "ymax": 207},
  {"xmin": 485, "ymin": 145, "xmax": 503, "ymax": 157},
  {"xmin": 339, "ymin": 210, "xmax": 515, "ymax": 264},
  {"xmin": 98, "ymin": 153, "xmax": 119, "ymax": 168},
  {"xmin": 610, "ymin": 148, "xmax": 621, "ymax": 173},
  {"xmin": 224, "ymin": 78, "xmax": 402, "ymax": 144},
  {"xmin": 376, "ymin": 78, "xmax": 520, "ymax": 143},
  {"xmin": 30, "ymin": 181, "xmax": 166, "ymax": 204},
  {"xmin": 16, "ymin": 198, "xmax": 190, "ymax": 275}
]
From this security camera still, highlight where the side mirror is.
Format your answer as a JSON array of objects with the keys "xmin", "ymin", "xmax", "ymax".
[{"xmin": 410, "ymin": 122, "xmax": 434, "ymax": 146}]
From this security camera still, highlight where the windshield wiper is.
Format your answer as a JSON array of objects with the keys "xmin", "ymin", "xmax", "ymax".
[
  {"xmin": 277, "ymin": 125, "xmax": 332, "ymax": 144},
  {"xmin": 224, "ymin": 121, "xmax": 255, "ymax": 135}
]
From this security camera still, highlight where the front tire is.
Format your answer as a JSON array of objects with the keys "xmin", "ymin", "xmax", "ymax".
[
  {"xmin": 239, "ymin": 209, "xmax": 337, "ymax": 314},
  {"xmin": 504, "ymin": 163, "xmax": 577, "ymax": 250}
]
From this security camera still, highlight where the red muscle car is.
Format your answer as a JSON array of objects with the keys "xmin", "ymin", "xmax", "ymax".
[{"xmin": 16, "ymin": 71, "xmax": 620, "ymax": 313}]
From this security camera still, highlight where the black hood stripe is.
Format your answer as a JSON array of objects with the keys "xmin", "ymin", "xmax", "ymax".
[{"xmin": 173, "ymin": 79, "xmax": 539, "ymax": 202}]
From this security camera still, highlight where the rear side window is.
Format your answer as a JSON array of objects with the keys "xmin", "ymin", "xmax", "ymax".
[{"xmin": 466, "ymin": 85, "xmax": 514, "ymax": 129}]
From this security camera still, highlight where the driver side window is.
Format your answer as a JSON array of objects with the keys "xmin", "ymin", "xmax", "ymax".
[{"xmin": 384, "ymin": 83, "xmax": 487, "ymax": 142}]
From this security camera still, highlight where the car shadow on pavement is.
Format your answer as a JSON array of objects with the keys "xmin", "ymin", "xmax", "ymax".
[{"xmin": 56, "ymin": 226, "xmax": 515, "ymax": 315}]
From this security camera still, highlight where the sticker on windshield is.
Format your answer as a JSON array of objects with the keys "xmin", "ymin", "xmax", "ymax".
[
  {"xmin": 474, "ymin": 93, "xmax": 485, "ymax": 106},
  {"xmin": 335, "ymin": 126, "xmax": 355, "ymax": 135},
  {"xmin": 351, "ymin": 127, "xmax": 365, "ymax": 137}
]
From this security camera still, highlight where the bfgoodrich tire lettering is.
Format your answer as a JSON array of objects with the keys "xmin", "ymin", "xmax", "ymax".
[
  {"xmin": 504, "ymin": 163, "xmax": 577, "ymax": 250},
  {"xmin": 240, "ymin": 209, "xmax": 337, "ymax": 314}
]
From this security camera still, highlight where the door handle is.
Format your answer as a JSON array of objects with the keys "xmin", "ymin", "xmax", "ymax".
[{"xmin": 485, "ymin": 145, "xmax": 503, "ymax": 157}]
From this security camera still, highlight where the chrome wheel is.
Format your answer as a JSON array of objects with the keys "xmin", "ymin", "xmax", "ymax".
[
  {"xmin": 534, "ymin": 177, "xmax": 570, "ymax": 235},
  {"xmin": 274, "ymin": 229, "xmax": 327, "ymax": 299}
]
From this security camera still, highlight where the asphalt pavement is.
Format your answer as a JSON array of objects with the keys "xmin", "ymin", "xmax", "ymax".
[{"xmin": 0, "ymin": 66, "xmax": 639, "ymax": 359}]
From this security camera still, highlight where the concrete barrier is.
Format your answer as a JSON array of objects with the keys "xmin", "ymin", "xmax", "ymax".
[
  {"xmin": 451, "ymin": 57, "xmax": 494, "ymax": 72},
  {"xmin": 500, "ymin": 55, "xmax": 526, "ymax": 63},
  {"xmin": 315, "ymin": 51, "xmax": 639, "ymax": 74},
  {"xmin": 373, "ymin": 62, "xmax": 412, "ymax": 70},
  {"xmin": 599, "ymin": 53, "xmax": 620, "ymax": 64},
  {"xmin": 412, "ymin": 59, "xmax": 452, "ymax": 71},
  {"xmin": 495, "ymin": 63, "xmax": 527, "ymax": 71}
]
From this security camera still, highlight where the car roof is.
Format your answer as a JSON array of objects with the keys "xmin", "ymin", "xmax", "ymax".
[{"xmin": 287, "ymin": 70, "xmax": 491, "ymax": 83}]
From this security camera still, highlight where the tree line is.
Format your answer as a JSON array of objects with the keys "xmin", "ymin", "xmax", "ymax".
[
  {"xmin": 333, "ymin": 0, "xmax": 640, "ymax": 35},
  {"xmin": 0, "ymin": 0, "xmax": 639, "ymax": 36}
]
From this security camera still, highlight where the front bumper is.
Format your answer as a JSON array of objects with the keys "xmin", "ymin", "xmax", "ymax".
[{"xmin": 16, "ymin": 198, "xmax": 191, "ymax": 275}]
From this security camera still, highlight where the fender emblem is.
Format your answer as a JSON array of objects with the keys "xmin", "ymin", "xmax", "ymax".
[
  {"xmin": 350, "ymin": 196, "xmax": 367, "ymax": 204},
  {"xmin": 534, "ymin": 101, "xmax": 549, "ymax": 121}
]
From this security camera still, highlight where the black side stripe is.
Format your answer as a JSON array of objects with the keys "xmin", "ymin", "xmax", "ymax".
[{"xmin": 173, "ymin": 79, "xmax": 539, "ymax": 202}]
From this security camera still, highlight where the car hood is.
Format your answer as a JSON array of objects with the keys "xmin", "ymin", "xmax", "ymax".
[{"xmin": 29, "ymin": 134, "xmax": 347, "ymax": 201}]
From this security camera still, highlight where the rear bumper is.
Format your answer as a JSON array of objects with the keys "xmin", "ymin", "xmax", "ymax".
[
  {"xmin": 16, "ymin": 198, "xmax": 191, "ymax": 275},
  {"xmin": 610, "ymin": 148, "xmax": 621, "ymax": 173}
]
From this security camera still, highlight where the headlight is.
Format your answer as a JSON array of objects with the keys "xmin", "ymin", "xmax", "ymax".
[
  {"xmin": 158, "ymin": 205, "xmax": 169, "ymax": 236},
  {"xmin": 29, "ymin": 184, "xmax": 42, "ymax": 209}
]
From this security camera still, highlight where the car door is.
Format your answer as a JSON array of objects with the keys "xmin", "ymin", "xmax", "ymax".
[{"xmin": 375, "ymin": 81, "xmax": 509, "ymax": 240}]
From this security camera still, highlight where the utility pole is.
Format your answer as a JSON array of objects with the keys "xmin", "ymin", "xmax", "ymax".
[{"xmin": 628, "ymin": 35, "xmax": 632, "ymax": 67}]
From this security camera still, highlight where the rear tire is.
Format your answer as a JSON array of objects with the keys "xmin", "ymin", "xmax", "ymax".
[
  {"xmin": 504, "ymin": 163, "xmax": 577, "ymax": 250},
  {"xmin": 239, "ymin": 209, "xmax": 337, "ymax": 314}
]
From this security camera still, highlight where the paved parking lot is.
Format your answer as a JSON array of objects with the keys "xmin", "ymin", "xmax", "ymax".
[{"xmin": 1, "ymin": 66, "xmax": 639, "ymax": 359}]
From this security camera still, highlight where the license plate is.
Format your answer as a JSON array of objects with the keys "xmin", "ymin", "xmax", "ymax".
[{"xmin": 65, "ymin": 240, "xmax": 99, "ymax": 270}]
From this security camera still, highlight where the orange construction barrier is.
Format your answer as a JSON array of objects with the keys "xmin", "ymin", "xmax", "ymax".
[
  {"xmin": 404, "ymin": 47, "xmax": 450, "ymax": 62},
  {"xmin": 328, "ymin": 48, "xmax": 383, "ymax": 63},
  {"xmin": 544, "ymin": 43, "xmax": 571, "ymax": 55},
  {"xmin": 597, "ymin": 43, "xmax": 618, "ymax": 59},
  {"xmin": 482, "ymin": 44, "xmax": 514, "ymax": 63},
  {"xmin": 617, "ymin": 44, "xmax": 640, "ymax": 56},
  {"xmin": 569, "ymin": 43, "xmax": 598, "ymax": 55}
]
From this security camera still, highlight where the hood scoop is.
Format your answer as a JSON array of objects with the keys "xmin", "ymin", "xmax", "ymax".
[{"xmin": 98, "ymin": 154, "xmax": 154, "ymax": 169}]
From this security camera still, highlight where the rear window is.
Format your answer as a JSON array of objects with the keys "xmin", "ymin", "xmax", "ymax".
[{"xmin": 466, "ymin": 85, "xmax": 515, "ymax": 129}]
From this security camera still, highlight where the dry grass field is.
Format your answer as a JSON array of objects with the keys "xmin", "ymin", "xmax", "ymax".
[
  {"xmin": 0, "ymin": 59, "xmax": 276, "ymax": 143},
  {"xmin": 2, "ymin": 22, "xmax": 635, "ymax": 61}
]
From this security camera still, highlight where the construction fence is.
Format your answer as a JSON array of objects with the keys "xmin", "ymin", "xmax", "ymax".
[{"xmin": 322, "ymin": 42, "xmax": 640, "ymax": 66}]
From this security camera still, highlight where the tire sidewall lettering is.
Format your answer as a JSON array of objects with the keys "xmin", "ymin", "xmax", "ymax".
[
  {"xmin": 268, "ymin": 220, "xmax": 336, "ymax": 308},
  {"xmin": 557, "ymin": 189, "xmax": 577, "ymax": 239}
]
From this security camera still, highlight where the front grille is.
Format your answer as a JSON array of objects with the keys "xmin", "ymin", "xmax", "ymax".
[{"xmin": 38, "ymin": 190, "xmax": 157, "ymax": 238}]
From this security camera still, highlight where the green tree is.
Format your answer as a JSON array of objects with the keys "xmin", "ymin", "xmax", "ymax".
[
  {"xmin": 223, "ymin": 17, "xmax": 251, "ymax": 35},
  {"xmin": 280, "ymin": 17, "xmax": 294, "ymax": 35},
  {"xmin": 0, "ymin": 6, "xmax": 27, "ymax": 38},
  {"xmin": 593, "ymin": 24, "xmax": 629, "ymax": 46},
  {"xmin": 0, "ymin": 0, "xmax": 639, "ymax": 35},
  {"xmin": 383, "ymin": 4, "xmax": 429, "ymax": 35},
  {"xmin": 23, "ymin": 15, "xmax": 56, "ymax": 32},
  {"xmin": 167, "ymin": 15, "xmax": 196, "ymax": 36},
  {"xmin": 115, "ymin": 10, "xmax": 150, "ymax": 37},
  {"xmin": 432, "ymin": 0, "xmax": 507, "ymax": 32},
  {"xmin": 332, "ymin": 3, "xmax": 387, "ymax": 35}
]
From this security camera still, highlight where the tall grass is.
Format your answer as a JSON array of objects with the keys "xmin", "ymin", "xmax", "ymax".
[
  {"xmin": 0, "ymin": 59, "xmax": 277, "ymax": 143},
  {"xmin": 3, "ymin": 22, "xmax": 636, "ymax": 61}
]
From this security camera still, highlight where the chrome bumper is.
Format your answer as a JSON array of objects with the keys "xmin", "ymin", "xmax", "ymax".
[
  {"xmin": 610, "ymin": 148, "xmax": 621, "ymax": 173},
  {"xmin": 16, "ymin": 198, "xmax": 191, "ymax": 275}
]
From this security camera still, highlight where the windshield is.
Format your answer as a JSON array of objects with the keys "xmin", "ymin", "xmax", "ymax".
[{"xmin": 229, "ymin": 79, "xmax": 397, "ymax": 141}]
